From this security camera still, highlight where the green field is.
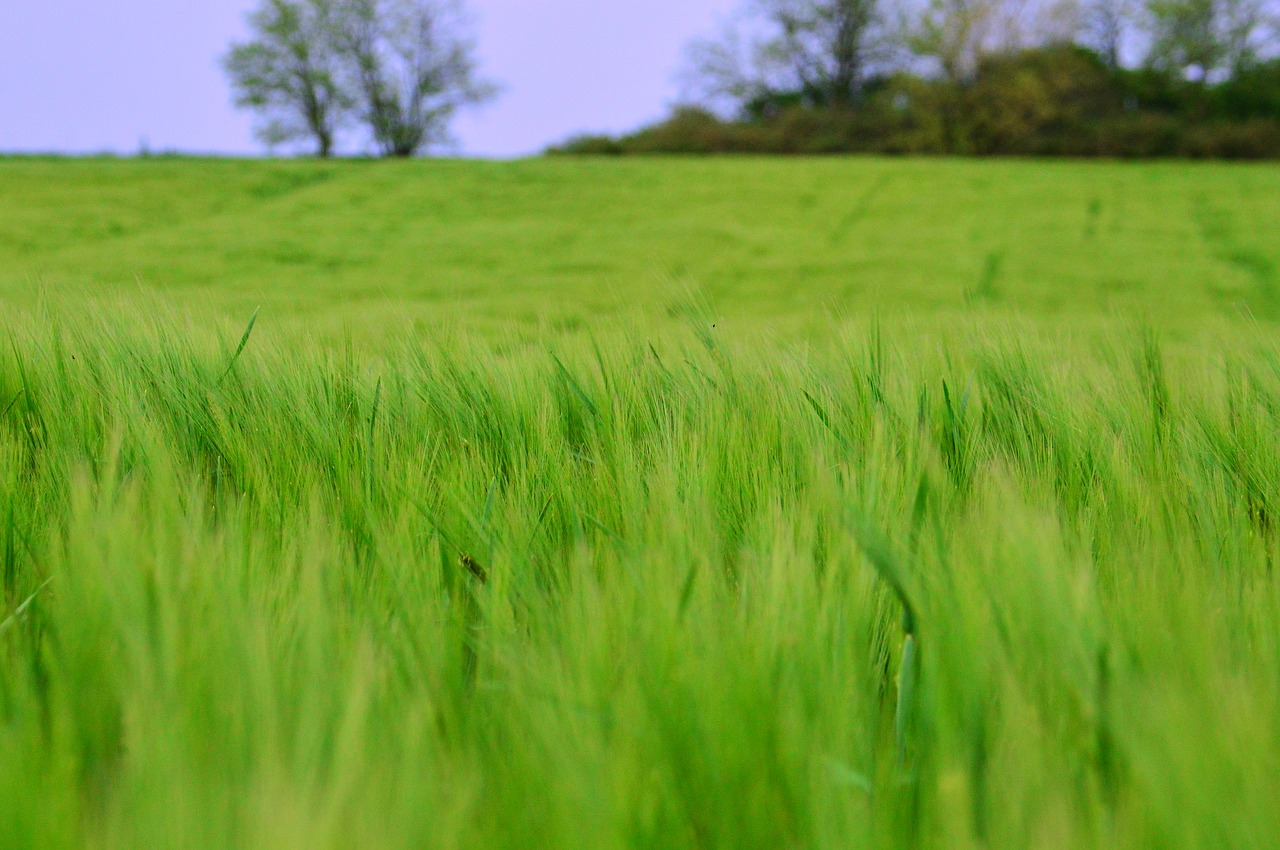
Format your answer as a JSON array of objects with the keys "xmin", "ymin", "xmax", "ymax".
[
  {"xmin": 4, "ymin": 157, "xmax": 1280, "ymax": 339},
  {"xmin": 3, "ymin": 157, "xmax": 1280, "ymax": 849}
]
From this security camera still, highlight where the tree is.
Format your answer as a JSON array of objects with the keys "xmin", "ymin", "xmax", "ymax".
[
  {"xmin": 1035, "ymin": 0, "xmax": 1088, "ymax": 47},
  {"xmin": 225, "ymin": 0, "xmax": 351, "ymax": 157},
  {"xmin": 334, "ymin": 0, "xmax": 496, "ymax": 157},
  {"xmin": 683, "ymin": 0, "xmax": 891, "ymax": 115},
  {"xmin": 1217, "ymin": 0, "xmax": 1275, "ymax": 73},
  {"xmin": 1144, "ymin": 0, "xmax": 1269, "ymax": 79},
  {"xmin": 1082, "ymin": 0, "xmax": 1132, "ymax": 66},
  {"xmin": 905, "ymin": 0, "xmax": 1002, "ymax": 84}
]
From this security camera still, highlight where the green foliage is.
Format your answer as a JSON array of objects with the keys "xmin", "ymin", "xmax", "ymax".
[
  {"xmin": 336, "ymin": 0, "xmax": 496, "ymax": 158},
  {"xmin": 569, "ymin": 49, "xmax": 1280, "ymax": 158},
  {"xmin": 683, "ymin": 0, "xmax": 890, "ymax": 111},
  {"xmin": 224, "ymin": 0, "xmax": 352, "ymax": 157},
  {"xmin": 1144, "ymin": 0, "xmax": 1270, "ymax": 79},
  {"xmin": 964, "ymin": 47, "xmax": 1125, "ymax": 155},
  {"xmin": 226, "ymin": 0, "xmax": 494, "ymax": 158}
]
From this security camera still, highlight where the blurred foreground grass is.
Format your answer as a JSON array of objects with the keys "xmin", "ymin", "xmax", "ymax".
[{"xmin": 2, "ymin": 310, "xmax": 1279, "ymax": 848}]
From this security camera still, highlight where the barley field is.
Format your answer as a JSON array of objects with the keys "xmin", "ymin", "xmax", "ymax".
[{"xmin": 2, "ymin": 157, "xmax": 1279, "ymax": 849}]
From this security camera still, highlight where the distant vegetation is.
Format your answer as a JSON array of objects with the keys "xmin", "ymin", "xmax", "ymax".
[
  {"xmin": 553, "ymin": 0, "xmax": 1280, "ymax": 158},
  {"xmin": 551, "ymin": 47, "xmax": 1280, "ymax": 157},
  {"xmin": 224, "ymin": 0, "xmax": 1279, "ymax": 159},
  {"xmin": 224, "ymin": 0, "xmax": 495, "ymax": 157}
]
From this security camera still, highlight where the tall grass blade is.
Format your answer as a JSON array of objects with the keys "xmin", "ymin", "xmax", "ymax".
[
  {"xmin": 217, "ymin": 307, "xmax": 260, "ymax": 384},
  {"xmin": 0, "ymin": 577, "xmax": 54, "ymax": 635}
]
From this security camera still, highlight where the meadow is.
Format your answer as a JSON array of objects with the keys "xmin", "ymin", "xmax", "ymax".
[{"xmin": 2, "ymin": 156, "xmax": 1280, "ymax": 849}]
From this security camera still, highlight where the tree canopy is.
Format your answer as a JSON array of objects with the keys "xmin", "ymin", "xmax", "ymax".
[{"xmin": 225, "ymin": 0, "xmax": 494, "ymax": 157}]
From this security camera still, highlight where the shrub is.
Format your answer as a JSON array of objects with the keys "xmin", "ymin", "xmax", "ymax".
[{"xmin": 551, "ymin": 47, "xmax": 1280, "ymax": 159}]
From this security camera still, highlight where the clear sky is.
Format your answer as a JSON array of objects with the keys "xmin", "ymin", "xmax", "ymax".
[{"xmin": 0, "ymin": 0, "xmax": 738, "ymax": 158}]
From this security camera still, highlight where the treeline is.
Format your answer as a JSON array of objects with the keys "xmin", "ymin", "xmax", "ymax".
[
  {"xmin": 229, "ymin": 0, "xmax": 1280, "ymax": 158},
  {"xmin": 551, "ymin": 47, "xmax": 1280, "ymax": 158},
  {"xmin": 552, "ymin": 0, "xmax": 1280, "ymax": 158}
]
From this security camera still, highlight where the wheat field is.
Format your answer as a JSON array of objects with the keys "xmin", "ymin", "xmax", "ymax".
[{"xmin": 2, "ymin": 157, "xmax": 1278, "ymax": 848}]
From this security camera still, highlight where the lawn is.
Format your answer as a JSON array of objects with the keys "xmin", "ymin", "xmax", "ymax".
[{"xmin": 1, "ymin": 156, "xmax": 1278, "ymax": 849}]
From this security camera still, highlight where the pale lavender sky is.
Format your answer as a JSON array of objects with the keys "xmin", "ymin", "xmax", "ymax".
[{"xmin": 0, "ymin": 1, "xmax": 738, "ymax": 157}]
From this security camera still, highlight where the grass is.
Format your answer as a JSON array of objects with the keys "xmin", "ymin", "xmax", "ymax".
[
  {"xmin": 2, "ymin": 156, "xmax": 1279, "ymax": 848},
  {"xmin": 3, "ymin": 156, "xmax": 1280, "ymax": 340}
]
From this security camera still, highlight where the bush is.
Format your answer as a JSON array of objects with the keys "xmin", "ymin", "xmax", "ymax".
[
  {"xmin": 1213, "ymin": 60, "xmax": 1280, "ymax": 121},
  {"xmin": 860, "ymin": 76, "xmax": 952, "ymax": 154},
  {"xmin": 1093, "ymin": 113, "xmax": 1187, "ymax": 157},
  {"xmin": 547, "ymin": 134, "xmax": 624, "ymax": 156},
  {"xmin": 550, "ymin": 47, "xmax": 1280, "ymax": 160},
  {"xmin": 1184, "ymin": 120, "xmax": 1280, "ymax": 159},
  {"xmin": 622, "ymin": 108, "xmax": 782, "ymax": 154},
  {"xmin": 964, "ymin": 47, "xmax": 1124, "ymax": 155}
]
